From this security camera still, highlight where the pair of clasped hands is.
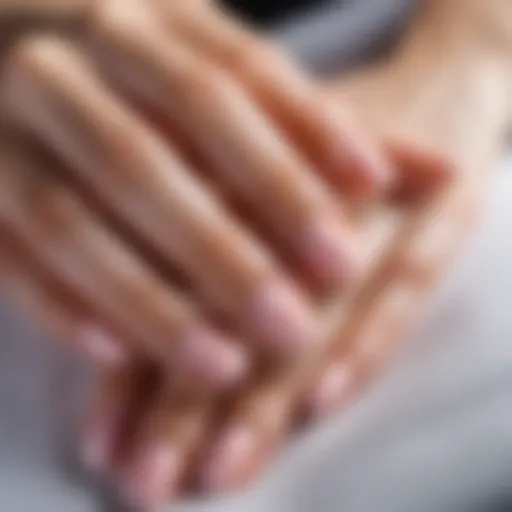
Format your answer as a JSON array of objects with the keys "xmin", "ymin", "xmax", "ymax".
[{"xmin": 0, "ymin": 0, "xmax": 453, "ymax": 509}]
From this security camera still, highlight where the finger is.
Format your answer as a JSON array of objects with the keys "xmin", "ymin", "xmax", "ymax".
[
  {"xmin": 2, "ymin": 36, "xmax": 316, "ymax": 356},
  {"xmin": 157, "ymin": 2, "xmax": 392, "ymax": 196},
  {"xmin": 88, "ymin": 2, "xmax": 360, "ymax": 285},
  {"xmin": 81, "ymin": 365, "xmax": 153, "ymax": 474},
  {"xmin": 115, "ymin": 200, "xmax": 420, "ymax": 501},
  {"xmin": 386, "ymin": 138, "xmax": 456, "ymax": 202},
  {"xmin": 199, "ymin": 173, "xmax": 480, "ymax": 491},
  {"xmin": 0, "ymin": 230, "xmax": 127, "ymax": 366},
  {"xmin": 0, "ymin": 144, "xmax": 246, "ymax": 390},
  {"xmin": 119, "ymin": 391, "xmax": 213, "ymax": 509},
  {"xmin": 307, "ymin": 177, "xmax": 481, "ymax": 419},
  {"xmin": 325, "ymin": 70, "xmax": 455, "ymax": 199},
  {"xmin": 198, "ymin": 206, "xmax": 401, "ymax": 492},
  {"xmin": 305, "ymin": 279, "xmax": 420, "ymax": 420}
]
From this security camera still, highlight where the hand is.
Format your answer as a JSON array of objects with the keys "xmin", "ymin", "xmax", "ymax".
[
  {"xmin": 0, "ymin": 0, "xmax": 392, "ymax": 390},
  {"xmin": 77, "ymin": 1, "xmax": 512, "ymax": 507}
]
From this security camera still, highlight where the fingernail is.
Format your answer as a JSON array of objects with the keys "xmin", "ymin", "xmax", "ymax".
[
  {"xmin": 201, "ymin": 424, "xmax": 255, "ymax": 493},
  {"xmin": 308, "ymin": 362, "xmax": 353, "ymax": 419},
  {"xmin": 299, "ymin": 215, "xmax": 358, "ymax": 283},
  {"xmin": 77, "ymin": 324, "xmax": 127, "ymax": 366},
  {"xmin": 80, "ymin": 412, "xmax": 118, "ymax": 473},
  {"xmin": 327, "ymin": 106, "xmax": 393, "ymax": 193},
  {"xmin": 248, "ymin": 279, "xmax": 315, "ymax": 356},
  {"xmin": 346, "ymin": 138, "xmax": 394, "ymax": 192},
  {"xmin": 123, "ymin": 442, "xmax": 181, "ymax": 509},
  {"xmin": 177, "ymin": 325, "xmax": 248, "ymax": 389}
]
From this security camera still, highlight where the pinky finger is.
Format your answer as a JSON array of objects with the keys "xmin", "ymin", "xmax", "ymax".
[
  {"xmin": 119, "ymin": 391, "xmax": 212, "ymax": 509},
  {"xmin": 80, "ymin": 364, "xmax": 152, "ymax": 474}
]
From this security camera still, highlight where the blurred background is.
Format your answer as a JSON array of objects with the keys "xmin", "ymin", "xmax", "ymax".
[{"xmin": 0, "ymin": 1, "xmax": 511, "ymax": 511}]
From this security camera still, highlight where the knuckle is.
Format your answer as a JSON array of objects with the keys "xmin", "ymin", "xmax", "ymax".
[
  {"xmin": 227, "ymin": 36, "xmax": 281, "ymax": 75},
  {"xmin": 88, "ymin": 0, "xmax": 151, "ymax": 43},
  {"xmin": 89, "ymin": 0, "xmax": 128, "ymax": 31},
  {"xmin": 180, "ymin": 59, "xmax": 229, "ymax": 105},
  {"xmin": 3, "ymin": 35, "xmax": 79, "ymax": 108},
  {"xmin": 7, "ymin": 35, "xmax": 57, "ymax": 79}
]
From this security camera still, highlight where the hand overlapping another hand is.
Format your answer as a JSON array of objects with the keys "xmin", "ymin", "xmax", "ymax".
[
  {"xmin": 1, "ymin": 0, "xmax": 511, "ymax": 510},
  {"xmin": 73, "ymin": 1, "xmax": 512, "ymax": 508},
  {"xmin": 0, "ymin": 0, "xmax": 396, "ymax": 390}
]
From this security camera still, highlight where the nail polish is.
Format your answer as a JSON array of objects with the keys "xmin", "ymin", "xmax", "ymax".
[
  {"xmin": 123, "ymin": 443, "xmax": 181, "ymax": 509},
  {"xmin": 248, "ymin": 279, "xmax": 315, "ymax": 356},
  {"xmin": 177, "ymin": 325, "xmax": 248, "ymax": 388},
  {"xmin": 80, "ymin": 412, "xmax": 118, "ymax": 473},
  {"xmin": 308, "ymin": 362, "xmax": 352, "ymax": 419},
  {"xmin": 201, "ymin": 424, "xmax": 255, "ymax": 492},
  {"xmin": 77, "ymin": 324, "xmax": 127, "ymax": 366},
  {"xmin": 299, "ymin": 215, "xmax": 358, "ymax": 283}
]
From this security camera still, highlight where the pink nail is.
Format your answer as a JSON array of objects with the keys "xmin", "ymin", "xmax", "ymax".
[
  {"xmin": 80, "ymin": 411, "xmax": 119, "ymax": 473},
  {"xmin": 326, "ymin": 106, "xmax": 393, "ymax": 192},
  {"xmin": 77, "ymin": 324, "xmax": 127, "ymax": 366},
  {"xmin": 299, "ymin": 215, "xmax": 358, "ymax": 283},
  {"xmin": 122, "ymin": 442, "xmax": 181, "ymax": 509},
  {"xmin": 308, "ymin": 362, "xmax": 353, "ymax": 419},
  {"xmin": 201, "ymin": 424, "xmax": 255, "ymax": 492},
  {"xmin": 340, "ymin": 138, "xmax": 394, "ymax": 193},
  {"xmin": 176, "ymin": 325, "xmax": 248, "ymax": 389},
  {"xmin": 248, "ymin": 279, "xmax": 315, "ymax": 356}
]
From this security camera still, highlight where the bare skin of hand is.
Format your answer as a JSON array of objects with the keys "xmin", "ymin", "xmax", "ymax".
[
  {"xmin": 62, "ymin": 1, "xmax": 512, "ymax": 508},
  {"xmin": 0, "ymin": 0, "xmax": 398, "ymax": 392}
]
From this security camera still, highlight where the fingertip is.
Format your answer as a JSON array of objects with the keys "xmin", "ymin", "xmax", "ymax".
[
  {"xmin": 175, "ymin": 325, "xmax": 248, "ymax": 390},
  {"xmin": 325, "ymin": 105, "xmax": 395, "ymax": 196},
  {"xmin": 76, "ymin": 323, "xmax": 128, "ymax": 366},
  {"xmin": 80, "ymin": 408, "xmax": 120, "ymax": 474},
  {"xmin": 200, "ymin": 424, "xmax": 257, "ymax": 493},
  {"xmin": 121, "ymin": 441, "xmax": 183, "ymax": 509},
  {"xmin": 305, "ymin": 362, "xmax": 354, "ymax": 420},
  {"xmin": 246, "ymin": 278, "xmax": 316, "ymax": 357},
  {"xmin": 387, "ymin": 139, "xmax": 457, "ymax": 201},
  {"xmin": 299, "ymin": 214, "xmax": 360, "ymax": 284}
]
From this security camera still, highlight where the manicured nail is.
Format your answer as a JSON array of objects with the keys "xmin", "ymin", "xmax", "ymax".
[
  {"xmin": 122, "ymin": 442, "xmax": 181, "ymax": 509},
  {"xmin": 308, "ymin": 362, "xmax": 353, "ymax": 419},
  {"xmin": 177, "ymin": 325, "xmax": 248, "ymax": 389},
  {"xmin": 80, "ymin": 411, "xmax": 119, "ymax": 473},
  {"xmin": 345, "ymin": 138, "xmax": 394, "ymax": 192},
  {"xmin": 201, "ymin": 424, "xmax": 255, "ymax": 493},
  {"xmin": 248, "ymin": 279, "xmax": 315, "ymax": 356},
  {"xmin": 77, "ymin": 324, "xmax": 127, "ymax": 366},
  {"xmin": 299, "ymin": 215, "xmax": 358, "ymax": 283},
  {"xmin": 327, "ymin": 106, "xmax": 393, "ymax": 193}
]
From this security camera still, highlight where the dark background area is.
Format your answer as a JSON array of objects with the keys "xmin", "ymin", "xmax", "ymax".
[{"xmin": 222, "ymin": 0, "xmax": 333, "ymax": 25}]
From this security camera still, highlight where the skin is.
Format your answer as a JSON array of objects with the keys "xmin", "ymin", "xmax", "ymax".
[
  {"xmin": 70, "ymin": 0, "xmax": 512, "ymax": 508},
  {"xmin": 0, "ymin": 0, "xmax": 397, "ymax": 392},
  {"xmin": 1, "ymin": 0, "xmax": 510, "ymax": 508}
]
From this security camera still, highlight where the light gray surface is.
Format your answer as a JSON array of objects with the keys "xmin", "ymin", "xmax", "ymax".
[
  {"xmin": 1, "ymin": 2, "xmax": 511, "ymax": 511},
  {"xmin": 274, "ymin": 0, "xmax": 414, "ymax": 73}
]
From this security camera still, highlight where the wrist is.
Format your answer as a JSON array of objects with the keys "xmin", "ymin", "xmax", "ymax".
[
  {"xmin": 429, "ymin": 0, "xmax": 512, "ymax": 50},
  {"xmin": 391, "ymin": 0, "xmax": 512, "ymax": 99},
  {"xmin": 406, "ymin": 1, "xmax": 512, "ymax": 63}
]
